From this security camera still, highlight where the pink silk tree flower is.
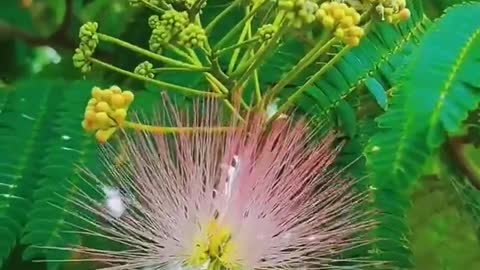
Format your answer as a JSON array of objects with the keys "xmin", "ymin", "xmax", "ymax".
[{"xmin": 64, "ymin": 100, "xmax": 376, "ymax": 270}]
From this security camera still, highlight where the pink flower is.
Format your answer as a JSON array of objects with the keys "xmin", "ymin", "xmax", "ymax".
[{"xmin": 66, "ymin": 100, "xmax": 375, "ymax": 270}]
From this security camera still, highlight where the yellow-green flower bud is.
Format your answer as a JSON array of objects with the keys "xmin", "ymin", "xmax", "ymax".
[
  {"xmin": 134, "ymin": 61, "xmax": 155, "ymax": 79},
  {"xmin": 257, "ymin": 24, "xmax": 277, "ymax": 42},
  {"xmin": 79, "ymin": 22, "xmax": 99, "ymax": 51},
  {"xmin": 149, "ymin": 26, "xmax": 172, "ymax": 54},
  {"xmin": 148, "ymin": 15, "xmax": 160, "ymax": 29},
  {"xmin": 72, "ymin": 47, "xmax": 92, "ymax": 73},
  {"xmin": 160, "ymin": 10, "xmax": 189, "ymax": 34},
  {"xmin": 178, "ymin": 24, "xmax": 207, "ymax": 49}
]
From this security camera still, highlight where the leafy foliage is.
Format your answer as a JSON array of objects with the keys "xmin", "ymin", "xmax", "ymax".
[{"xmin": 365, "ymin": 2, "xmax": 480, "ymax": 268}]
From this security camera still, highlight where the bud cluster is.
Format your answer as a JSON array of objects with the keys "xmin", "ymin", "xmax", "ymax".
[
  {"xmin": 149, "ymin": 9, "xmax": 207, "ymax": 53},
  {"xmin": 82, "ymin": 86, "xmax": 135, "ymax": 143},
  {"xmin": 134, "ymin": 61, "xmax": 155, "ymax": 78},
  {"xmin": 278, "ymin": 0, "xmax": 319, "ymax": 28},
  {"xmin": 177, "ymin": 23, "xmax": 207, "ymax": 48},
  {"xmin": 370, "ymin": 0, "xmax": 411, "ymax": 23},
  {"xmin": 316, "ymin": 2, "xmax": 364, "ymax": 46},
  {"xmin": 73, "ymin": 22, "xmax": 99, "ymax": 73},
  {"xmin": 257, "ymin": 24, "xmax": 277, "ymax": 43}
]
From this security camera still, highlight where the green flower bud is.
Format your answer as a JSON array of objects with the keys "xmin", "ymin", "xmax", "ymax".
[
  {"xmin": 134, "ymin": 61, "xmax": 155, "ymax": 79},
  {"xmin": 73, "ymin": 47, "xmax": 92, "ymax": 73},
  {"xmin": 177, "ymin": 23, "xmax": 207, "ymax": 49},
  {"xmin": 149, "ymin": 26, "xmax": 172, "ymax": 54},
  {"xmin": 278, "ymin": 0, "xmax": 318, "ymax": 28},
  {"xmin": 148, "ymin": 15, "xmax": 160, "ymax": 29},
  {"xmin": 79, "ymin": 22, "xmax": 99, "ymax": 51},
  {"xmin": 257, "ymin": 24, "xmax": 277, "ymax": 42},
  {"xmin": 160, "ymin": 10, "xmax": 189, "ymax": 34}
]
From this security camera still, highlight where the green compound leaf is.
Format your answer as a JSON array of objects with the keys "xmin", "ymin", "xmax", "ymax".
[
  {"xmin": 0, "ymin": 80, "xmax": 61, "ymax": 268},
  {"xmin": 298, "ymin": 0, "xmax": 429, "ymax": 120},
  {"xmin": 366, "ymin": 2, "xmax": 480, "ymax": 268},
  {"xmin": 20, "ymin": 80, "xmax": 100, "ymax": 270}
]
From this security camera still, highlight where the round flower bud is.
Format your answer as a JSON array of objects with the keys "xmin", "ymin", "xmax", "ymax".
[
  {"xmin": 149, "ymin": 26, "xmax": 172, "ymax": 54},
  {"xmin": 134, "ymin": 61, "xmax": 155, "ymax": 79},
  {"xmin": 160, "ymin": 10, "xmax": 189, "ymax": 34},
  {"xmin": 72, "ymin": 48, "xmax": 92, "ymax": 73},
  {"xmin": 178, "ymin": 24, "xmax": 207, "ymax": 48},
  {"xmin": 122, "ymin": 91, "xmax": 135, "ymax": 104},
  {"xmin": 111, "ymin": 94, "xmax": 125, "ymax": 108},
  {"xmin": 96, "ymin": 101, "xmax": 110, "ymax": 112},
  {"xmin": 257, "ymin": 24, "xmax": 277, "ymax": 42},
  {"xmin": 148, "ymin": 15, "xmax": 160, "ymax": 29}
]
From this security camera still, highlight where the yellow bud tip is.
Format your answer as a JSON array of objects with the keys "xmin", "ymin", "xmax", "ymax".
[
  {"xmin": 95, "ymin": 101, "xmax": 110, "ymax": 112},
  {"xmin": 335, "ymin": 28, "xmax": 345, "ymax": 38},
  {"xmin": 95, "ymin": 128, "xmax": 116, "ymax": 144},
  {"xmin": 110, "ymin": 85, "xmax": 122, "ymax": 93},
  {"xmin": 84, "ymin": 110, "xmax": 96, "ymax": 121},
  {"xmin": 340, "ymin": 16, "xmax": 354, "ymax": 28},
  {"xmin": 398, "ymin": 8, "xmax": 411, "ymax": 21},
  {"xmin": 95, "ymin": 112, "xmax": 110, "ymax": 126},
  {"xmin": 113, "ymin": 109, "xmax": 127, "ymax": 125},
  {"xmin": 346, "ymin": 37, "xmax": 361, "ymax": 47},
  {"xmin": 111, "ymin": 94, "xmax": 125, "ymax": 108},
  {"xmin": 332, "ymin": 8, "xmax": 345, "ymax": 20},
  {"xmin": 101, "ymin": 89, "xmax": 113, "ymax": 101},
  {"xmin": 87, "ymin": 98, "xmax": 97, "ymax": 106},
  {"xmin": 91, "ymin": 87, "xmax": 102, "ymax": 100},
  {"xmin": 122, "ymin": 91, "xmax": 135, "ymax": 104},
  {"xmin": 322, "ymin": 16, "xmax": 335, "ymax": 29}
]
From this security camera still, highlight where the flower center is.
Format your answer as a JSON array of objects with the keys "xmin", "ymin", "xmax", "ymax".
[{"xmin": 189, "ymin": 219, "xmax": 240, "ymax": 270}]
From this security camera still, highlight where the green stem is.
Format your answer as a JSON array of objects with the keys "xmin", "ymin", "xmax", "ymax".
[
  {"xmin": 227, "ymin": 20, "xmax": 250, "ymax": 74},
  {"xmin": 214, "ymin": 1, "xmax": 267, "ymax": 49},
  {"xmin": 152, "ymin": 67, "xmax": 200, "ymax": 72},
  {"xmin": 124, "ymin": 121, "xmax": 236, "ymax": 134},
  {"xmin": 165, "ymin": 44, "xmax": 196, "ymax": 63},
  {"xmin": 217, "ymin": 37, "xmax": 260, "ymax": 55},
  {"xmin": 270, "ymin": 45, "xmax": 351, "ymax": 120},
  {"xmin": 97, "ymin": 33, "xmax": 208, "ymax": 71},
  {"xmin": 205, "ymin": 0, "xmax": 241, "ymax": 33},
  {"xmin": 90, "ymin": 58, "xmax": 221, "ymax": 98},
  {"xmin": 140, "ymin": 0, "xmax": 167, "ymax": 12},
  {"xmin": 264, "ymin": 35, "xmax": 336, "ymax": 102},
  {"xmin": 232, "ymin": 20, "xmax": 287, "ymax": 83}
]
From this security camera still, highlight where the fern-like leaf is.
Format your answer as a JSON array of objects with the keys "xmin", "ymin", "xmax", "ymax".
[
  {"xmin": 0, "ymin": 80, "xmax": 60, "ymax": 267},
  {"xmin": 366, "ymin": 2, "xmax": 480, "ymax": 268},
  {"xmin": 299, "ymin": 0, "xmax": 429, "ymax": 119},
  {"xmin": 20, "ymin": 81, "xmax": 101, "ymax": 270}
]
